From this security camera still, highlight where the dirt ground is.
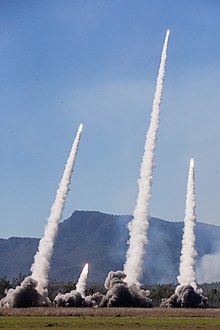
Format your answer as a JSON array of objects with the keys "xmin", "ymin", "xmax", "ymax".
[{"xmin": 0, "ymin": 307, "xmax": 220, "ymax": 317}]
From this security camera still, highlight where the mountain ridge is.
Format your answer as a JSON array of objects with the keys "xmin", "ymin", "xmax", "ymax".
[{"xmin": 0, "ymin": 210, "xmax": 219, "ymax": 284}]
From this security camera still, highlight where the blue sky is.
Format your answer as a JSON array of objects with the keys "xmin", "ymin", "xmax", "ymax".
[{"xmin": 0, "ymin": 0, "xmax": 220, "ymax": 238}]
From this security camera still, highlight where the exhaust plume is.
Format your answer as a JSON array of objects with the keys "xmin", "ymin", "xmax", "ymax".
[
  {"xmin": 123, "ymin": 30, "xmax": 170, "ymax": 286},
  {"xmin": 76, "ymin": 263, "xmax": 89, "ymax": 297},
  {"xmin": 0, "ymin": 124, "xmax": 83, "ymax": 308},
  {"xmin": 161, "ymin": 158, "xmax": 208, "ymax": 308},
  {"xmin": 54, "ymin": 262, "xmax": 89, "ymax": 307},
  {"xmin": 177, "ymin": 158, "xmax": 197, "ymax": 289},
  {"xmin": 31, "ymin": 123, "xmax": 83, "ymax": 295}
]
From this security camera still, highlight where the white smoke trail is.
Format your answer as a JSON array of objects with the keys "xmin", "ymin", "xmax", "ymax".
[
  {"xmin": 76, "ymin": 263, "xmax": 89, "ymax": 297},
  {"xmin": 177, "ymin": 158, "xmax": 197, "ymax": 290},
  {"xmin": 31, "ymin": 123, "xmax": 83, "ymax": 295},
  {"xmin": 123, "ymin": 30, "xmax": 170, "ymax": 286}
]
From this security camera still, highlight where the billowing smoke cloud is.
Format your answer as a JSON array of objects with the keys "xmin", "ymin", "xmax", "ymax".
[
  {"xmin": 76, "ymin": 263, "xmax": 89, "ymax": 297},
  {"xmin": 54, "ymin": 288, "xmax": 104, "ymax": 308},
  {"xmin": 54, "ymin": 290, "xmax": 84, "ymax": 307},
  {"xmin": 84, "ymin": 292, "xmax": 104, "ymax": 307},
  {"xmin": 161, "ymin": 159, "xmax": 208, "ymax": 308},
  {"xmin": 123, "ymin": 30, "xmax": 170, "ymax": 286},
  {"xmin": 0, "ymin": 124, "xmax": 83, "ymax": 308},
  {"xmin": 99, "ymin": 271, "xmax": 152, "ymax": 307},
  {"xmin": 161, "ymin": 284, "xmax": 208, "ymax": 308},
  {"xmin": 0, "ymin": 277, "xmax": 50, "ymax": 308},
  {"xmin": 71, "ymin": 270, "xmax": 153, "ymax": 308},
  {"xmin": 31, "ymin": 123, "xmax": 83, "ymax": 296}
]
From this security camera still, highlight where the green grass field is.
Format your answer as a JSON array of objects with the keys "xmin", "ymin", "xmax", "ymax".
[
  {"xmin": 1, "ymin": 315, "xmax": 220, "ymax": 329},
  {"xmin": 1, "ymin": 308, "xmax": 220, "ymax": 329}
]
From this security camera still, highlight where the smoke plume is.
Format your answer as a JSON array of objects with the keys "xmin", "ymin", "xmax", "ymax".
[
  {"xmin": 161, "ymin": 284, "xmax": 208, "ymax": 308},
  {"xmin": 161, "ymin": 158, "xmax": 208, "ymax": 308},
  {"xmin": 0, "ymin": 277, "xmax": 50, "ymax": 308},
  {"xmin": 123, "ymin": 30, "xmax": 170, "ymax": 286},
  {"xmin": 54, "ymin": 290, "xmax": 84, "ymax": 307},
  {"xmin": 76, "ymin": 263, "xmax": 89, "ymax": 297},
  {"xmin": 0, "ymin": 124, "xmax": 83, "ymax": 308},
  {"xmin": 84, "ymin": 292, "xmax": 104, "ymax": 307},
  {"xmin": 99, "ymin": 271, "xmax": 152, "ymax": 307},
  {"xmin": 177, "ymin": 158, "xmax": 197, "ymax": 290},
  {"xmin": 31, "ymin": 123, "xmax": 83, "ymax": 295},
  {"xmin": 197, "ymin": 252, "xmax": 220, "ymax": 283}
]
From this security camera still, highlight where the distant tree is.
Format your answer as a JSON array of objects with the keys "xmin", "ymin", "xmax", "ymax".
[
  {"xmin": 201, "ymin": 283, "xmax": 220, "ymax": 308},
  {"xmin": 85, "ymin": 283, "xmax": 106, "ymax": 296},
  {"xmin": 146, "ymin": 284, "xmax": 175, "ymax": 307},
  {"xmin": 47, "ymin": 280, "xmax": 77, "ymax": 301},
  {"xmin": 0, "ymin": 276, "xmax": 11, "ymax": 299},
  {"xmin": 11, "ymin": 273, "xmax": 27, "ymax": 288},
  {"xmin": 47, "ymin": 280, "xmax": 63, "ymax": 301},
  {"xmin": 63, "ymin": 281, "xmax": 76, "ymax": 293}
]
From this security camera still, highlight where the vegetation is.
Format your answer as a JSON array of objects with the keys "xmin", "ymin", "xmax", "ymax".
[
  {"xmin": 201, "ymin": 282, "xmax": 220, "ymax": 308},
  {"xmin": 146, "ymin": 283, "xmax": 175, "ymax": 306},
  {"xmin": 0, "ymin": 276, "xmax": 11, "ymax": 299},
  {"xmin": 0, "ymin": 314, "xmax": 220, "ymax": 329}
]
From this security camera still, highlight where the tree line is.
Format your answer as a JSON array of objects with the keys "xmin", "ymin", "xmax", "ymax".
[{"xmin": 0, "ymin": 276, "xmax": 220, "ymax": 307}]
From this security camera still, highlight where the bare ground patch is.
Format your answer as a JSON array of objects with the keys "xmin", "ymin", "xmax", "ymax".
[{"xmin": 0, "ymin": 307, "xmax": 220, "ymax": 317}]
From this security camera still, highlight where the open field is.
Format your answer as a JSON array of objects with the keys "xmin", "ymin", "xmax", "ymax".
[
  {"xmin": 1, "ymin": 308, "xmax": 220, "ymax": 329},
  {"xmin": 1, "ymin": 316, "xmax": 220, "ymax": 329},
  {"xmin": 1, "ymin": 307, "xmax": 220, "ymax": 317}
]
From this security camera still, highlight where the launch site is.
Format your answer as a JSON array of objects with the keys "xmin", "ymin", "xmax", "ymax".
[{"xmin": 0, "ymin": 0, "xmax": 220, "ymax": 329}]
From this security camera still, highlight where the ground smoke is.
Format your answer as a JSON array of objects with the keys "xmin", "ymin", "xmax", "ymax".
[
  {"xmin": 0, "ymin": 277, "xmax": 50, "ymax": 308},
  {"xmin": 99, "ymin": 271, "xmax": 153, "ymax": 307}
]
